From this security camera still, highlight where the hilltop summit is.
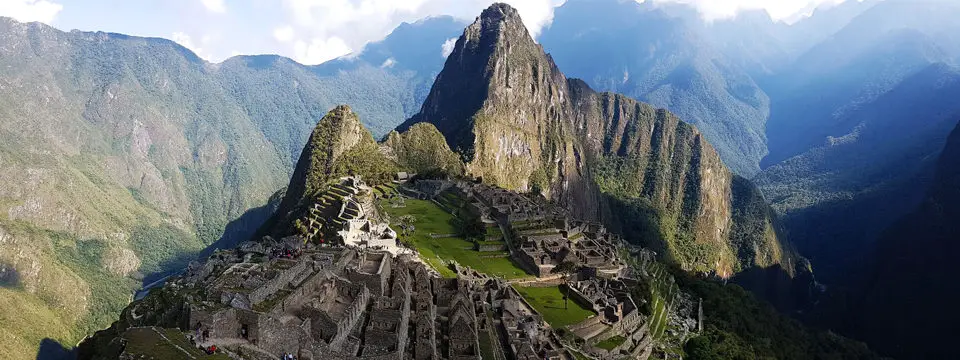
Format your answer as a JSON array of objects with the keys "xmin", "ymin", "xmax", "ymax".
[{"xmin": 402, "ymin": 3, "xmax": 796, "ymax": 276}]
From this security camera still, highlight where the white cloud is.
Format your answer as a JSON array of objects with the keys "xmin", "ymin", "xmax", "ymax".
[
  {"xmin": 501, "ymin": 0, "xmax": 562, "ymax": 38},
  {"xmin": 380, "ymin": 57, "xmax": 396, "ymax": 68},
  {"xmin": 293, "ymin": 36, "xmax": 352, "ymax": 64},
  {"xmin": 273, "ymin": 25, "xmax": 295, "ymax": 43},
  {"xmin": 171, "ymin": 31, "xmax": 213, "ymax": 61},
  {"xmin": 201, "ymin": 0, "xmax": 226, "ymax": 13},
  {"xmin": 0, "ymin": 0, "xmax": 63, "ymax": 24},
  {"xmin": 441, "ymin": 37, "xmax": 457, "ymax": 58},
  {"xmin": 279, "ymin": 0, "xmax": 563, "ymax": 63},
  {"xmin": 642, "ymin": 0, "xmax": 852, "ymax": 23}
]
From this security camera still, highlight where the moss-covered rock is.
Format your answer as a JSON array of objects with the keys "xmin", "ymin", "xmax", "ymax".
[{"xmin": 382, "ymin": 123, "xmax": 464, "ymax": 177}]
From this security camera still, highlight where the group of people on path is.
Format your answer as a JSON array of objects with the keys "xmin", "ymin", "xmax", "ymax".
[{"xmin": 271, "ymin": 247, "xmax": 302, "ymax": 259}]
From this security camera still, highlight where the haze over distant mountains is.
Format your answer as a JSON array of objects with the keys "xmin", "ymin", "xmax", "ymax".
[{"xmin": 1, "ymin": 0, "xmax": 959, "ymax": 358}]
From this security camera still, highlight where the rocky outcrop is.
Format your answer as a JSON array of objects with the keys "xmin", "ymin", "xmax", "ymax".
[{"xmin": 399, "ymin": 3, "xmax": 795, "ymax": 276}]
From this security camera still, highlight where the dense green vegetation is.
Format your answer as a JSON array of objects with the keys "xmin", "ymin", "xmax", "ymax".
[
  {"xmin": 301, "ymin": 105, "xmax": 397, "ymax": 196},
  {"xmin": 512, "ymin": 285, "xmax": 595, "ymax": 328},
  {"xmin": 0, "ymin": 220, "xmax": 140, "ymax": 358},
  {"xmin": 331, "ymin": 138, "xmax": 398, "ymax": 186},
  {"xmin": 262, "ymin": 106, "xmax": 399, "ymax": 237},
  {"xmin": 849, "ymin": 121, "xmax": 960, "ymax": 359},
  {"xmin": 0, "ymin": 15, "xmax": 458, "ymax": 359},
  {"xmin": 593, "ymin": 154, "xmax": 735, "ymax": 275},
  {"xmin": 674, "ymin": 269, "xmax": 877, "ymax": 360},
  {"xmin": 382, "ymin": 123, "xmax": 464, "ymax": 176}
]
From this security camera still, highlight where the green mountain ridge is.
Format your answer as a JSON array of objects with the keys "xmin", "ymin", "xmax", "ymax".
[
  {"xmin": 0, "ymin": 15, "xmax": 453, "ymax": 359},
  {"xmin": 398, "ymin": 3, "xmax": 797, "ymax": 277},
  {"xmin": 854, "ymin": 119, "xmax": 960, "ymax": 359},
  {"xmin": 62, "ymin": 4, "xmax": 885, "ymax": 359}
]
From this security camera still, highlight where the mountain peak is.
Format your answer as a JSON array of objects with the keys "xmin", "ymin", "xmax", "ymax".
[
  {"xmin": 464, "ymin": 2, "xmax": 535, "ymax": 49},
  {"xmin": 399, "ymin": 1, "xmax": 555, "ymax": 158},
  {"xmin": 480, "ymin": 2, "xmax": 522, "ymax": 23}
]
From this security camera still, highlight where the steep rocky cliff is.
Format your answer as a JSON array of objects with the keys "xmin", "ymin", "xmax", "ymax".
[
  {"xmin": 399, "ymin": 3, "xmax": 794, "ymax": 276},
  {"xmin": 540, "ymin": 0, "xmax": 772, "ymax": 176}
]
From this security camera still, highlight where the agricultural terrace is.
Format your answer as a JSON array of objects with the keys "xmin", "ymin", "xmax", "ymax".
[
  {"xmin": 513, "ymin": 285, "xmax": 595, "ymax": 329},
  {"xmin": 381, "ymin": 197, "xmax": 529, "ymax": 279},
  {"xmin": 594, "ymin": 335, "xmax": 627, "ymax": 350}
]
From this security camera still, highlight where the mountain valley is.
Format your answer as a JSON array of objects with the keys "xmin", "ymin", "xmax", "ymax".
[{"xmin": 1, "ymin": 0, "xmax": 958, "ymax": 359}]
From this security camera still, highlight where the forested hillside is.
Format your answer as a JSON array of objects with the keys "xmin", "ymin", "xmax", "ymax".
[
  {"xmin": 0, "ymin": 16, "xmax": 456, "ymax": 358},
  {"xmin": 853, "ymin": 120, "xmax": 960, "ymax": 359},
  {"xmin": 752, "ymin": 0, "xmax": 960, "ymax": 283},
  {"xmin": 540, "ymin": 0, "xmax": 771, "ymax": 176}
]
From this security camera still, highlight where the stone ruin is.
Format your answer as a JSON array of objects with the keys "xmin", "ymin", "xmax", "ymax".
[
  {"xmin": 134, "ymin": 177, "xmax": 663, "ymax": 360},
  {"xmin": 179, "ymin": 242, "xmax": 500, "ymax": 359}
]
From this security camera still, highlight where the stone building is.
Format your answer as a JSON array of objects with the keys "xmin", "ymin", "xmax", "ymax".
[
  {"xmin": 182, "ymin": 243, "xmax": 499, "ymax": 360},
  {"xmin": 339, "ymin": 219, "xmax": 399, "ymax": 254},
  {"xmin": 568, "ymin": 276, "xmax": 641, "ymax": 329}
]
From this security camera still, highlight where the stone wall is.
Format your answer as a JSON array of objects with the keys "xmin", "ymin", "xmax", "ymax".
[
  {"xmin": 346, "ymin": 252, "xmax": 392, "ymax": 296},
  {"xmin": 566, "ymin": 314, "xmax": 603, "ymax": 333},
  {"xmin": 525, "ymin": 233, "xmax": 565, "ymax": 243},
  {"xmin": 272, "ymin": 270, "xmax": 333, "ymax": 315},
  {"xmin": 249, "ymin": 260, "xmax": 307, "ymax": 304},
  {"xmin": 257, "ymin": 314, "xmax": 314, "ymax": 357},
  {"xmin": 477, "ymin": 243, "xmax": 506, "ymax": 252},
  {"xmin": 566, "ymin": 284, "xmax": 604, "ymax": 314},
  {"xmin": 609, "ymin": 308, "xmax": 643, "ymax": 333},
  {"xmin": 512, "ymin": 251, "xmax": 545, "ymax": 277},
  {"xmin": 330, "ymin": 284, "xmax": 370, "ymax": 350}
]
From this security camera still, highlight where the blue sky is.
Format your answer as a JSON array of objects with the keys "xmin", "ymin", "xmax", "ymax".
[{"xmin": 1, "ymin": 0, "xmax": 854, "ymax": 65}]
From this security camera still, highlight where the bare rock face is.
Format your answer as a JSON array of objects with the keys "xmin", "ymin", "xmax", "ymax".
[
  {"xmin": 400, "ymin": 3, "xmax": 795, "ymax": 276},
  {"xmin": 103, "ymin": 246, "xmax": 142, "ymax": 277}
]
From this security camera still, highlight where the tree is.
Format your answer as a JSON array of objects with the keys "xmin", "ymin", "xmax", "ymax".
[
  {"xmin": 551, "ymin": 260, "xmax": 580, "ymax": 309},
  {"xmin": 459, "ymin": 219, "xmax": 485, "ymax": 239}
]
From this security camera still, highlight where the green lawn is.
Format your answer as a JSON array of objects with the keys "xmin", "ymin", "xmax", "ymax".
[
  {"xmin": 513, "ymin": 285, "xmax": 595, "ymax": 328},
  {"xmin": 478, "ymin": 329, "xmax": 497, "ymax": 360},
  {"xmin": 123, "ymin": 327, "xmax": 230, "ymax": 359},
  {"xmin": 595, "ymin": 335, "xmax": 627, "ymax": 350},
  {"xmin": 382, "ymin": 198, "xmax": 529, "ymax": 279}
]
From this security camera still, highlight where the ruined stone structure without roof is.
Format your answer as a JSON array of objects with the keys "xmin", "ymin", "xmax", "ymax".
[{"xmin": 183, "ymin": 243, "xmax": 537, "ymax": 360}]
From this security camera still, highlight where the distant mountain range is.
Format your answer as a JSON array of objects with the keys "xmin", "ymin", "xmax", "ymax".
[
  {"xmin": 2, "ymin": 0, "xmax": 960, "ymax": 358},
  {"xmin": 0, "ymin": 15, "xmax": 460, "ymax": 357}
]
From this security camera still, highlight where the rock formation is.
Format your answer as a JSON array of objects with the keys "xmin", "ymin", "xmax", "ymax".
[
  {"xmin": 262, "ymin": 105, "xmax": 396, "ymax": 237},
  {"xmin": 399, "ymin": 3, "xmax": 795, "ymax": 276}
]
